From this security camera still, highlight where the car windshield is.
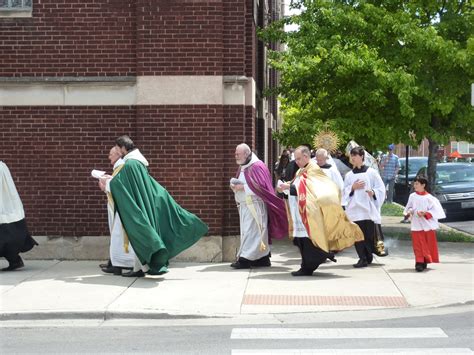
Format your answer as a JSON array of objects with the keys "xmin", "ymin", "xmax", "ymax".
[
  {"xmin": 436, "ymin": 165, "xmax": 474, "ymax": 184},
  {"xmin": 399, "ymin": 158, "xmax": 427, "ymax": 175}
]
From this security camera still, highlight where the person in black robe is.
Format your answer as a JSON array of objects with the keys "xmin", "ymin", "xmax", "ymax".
[{"xmin": 0, "ymin": 161, "xmax": 37, "ymax": 271}]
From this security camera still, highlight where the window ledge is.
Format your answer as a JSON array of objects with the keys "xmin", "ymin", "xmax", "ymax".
[{"xmin": 0, "ymin": 9, "xmax": 32, "ymax": 18}]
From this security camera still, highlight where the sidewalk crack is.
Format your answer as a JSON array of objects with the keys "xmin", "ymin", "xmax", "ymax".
[
  {"xmin": 103, "ymin": 277, "xmax": 140, "ymax": 319},
  {"xmin": 378, "ymin": 256, "xmax": 409, "ymax": 305},
  {"xmin": 239, "ymin": 269, "xmax": 252, "ymax": 315}
]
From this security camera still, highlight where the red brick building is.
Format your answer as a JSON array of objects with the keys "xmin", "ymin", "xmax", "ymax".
[
  {"xmin": 394, "ymin": 139, "xmax": 474, "ymax": 162},
  {"xmin": 0, "ymin": 0, "xmax": 283, "ymax": 260}
]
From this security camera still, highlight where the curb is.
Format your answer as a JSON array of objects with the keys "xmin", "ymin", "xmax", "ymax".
[
  {"xmin": 2, "ymin": 301, "xmax": 473, "ymax": 322},
  {"xmin": 0, "ymin": 310, "xmax": 218, "ymax": 321},
  {"xmin": 382, "ymin": 223, "xmax": 474, "ymax": 239}
]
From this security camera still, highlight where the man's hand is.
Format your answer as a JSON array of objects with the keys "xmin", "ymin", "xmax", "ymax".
[
  {"xmin": 98, "ymin": 179, "xmax": 106, "ymax": 192},
  {"xmin": 279, "ymin": 183, "xmax": 291, "ymax": 191},
  {"xmin": 98, "ymin": 175, "xmax": 112, "ymax": 192},
  {"xmin": 366, "ymin": 189, "xmax": 375, "ymax": 198},
  {"xmin": 230, "ymin": 184, "xmax": 245, "ymax": 192}
]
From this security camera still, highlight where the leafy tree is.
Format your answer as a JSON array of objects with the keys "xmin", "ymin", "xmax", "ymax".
[{"xmin": 261, "ymin": 0, "xmax": 473, "ymax": 188}]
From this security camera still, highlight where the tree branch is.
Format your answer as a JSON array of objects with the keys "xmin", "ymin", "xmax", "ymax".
[
  {"xmin": 438, "ymin": 0, "xmax": 447, "ymax": 20},
  {"xmin": 457, "ymin": 0, "xmax": 467, "ymax": 14}
]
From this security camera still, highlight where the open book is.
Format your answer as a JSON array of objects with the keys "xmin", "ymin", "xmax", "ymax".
[
  {"xmin": 277, "ymin": 179, "xmax": 289, "ymax": 195},
  {"xmin": 91, "ymin": 169, "xmax": 106, "ymax": 179},
  {"xmin": 230, "ymin": 178, "xmax": 244, "ymax": 185}
]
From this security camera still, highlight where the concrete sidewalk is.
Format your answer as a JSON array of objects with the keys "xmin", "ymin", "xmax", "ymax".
[{"xmin": 1, "ymin": 236, "xmax": 473, "ymax": 321}]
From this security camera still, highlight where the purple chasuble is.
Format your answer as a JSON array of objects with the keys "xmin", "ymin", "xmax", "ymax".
[{"xmin": 237, "ymin": 160, "xmax": 288, "ymax": 240}]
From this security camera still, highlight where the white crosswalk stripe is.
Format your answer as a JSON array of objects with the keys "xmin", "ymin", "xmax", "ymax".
[
  {"xmin": 230, "ymin": 327, "xmax": 473, "ymax": 354},
  {"xmin": 231, "ymin": 349, "xmax": 473, "ymax": 354},
  {"xmin": 230, "ymin": 327, "xmax": 448, "ymax": 339}
]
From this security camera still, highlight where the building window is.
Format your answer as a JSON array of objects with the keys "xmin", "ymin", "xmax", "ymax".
[
  {"xmin": 452, "ymin": 141, "xmax": 474, "ymax": 154},
  {"xmin": 0, "ymin": 0, "xmax": 32, "ymax": 9},
  {"xmin": 0, "ymin": 0, "xmax": 32, "ymax": 17}
]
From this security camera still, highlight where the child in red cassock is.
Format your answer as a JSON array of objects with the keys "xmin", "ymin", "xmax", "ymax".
[{"xmin": 403, "ymin": 175, "xmax": 446, "ymax": 272}]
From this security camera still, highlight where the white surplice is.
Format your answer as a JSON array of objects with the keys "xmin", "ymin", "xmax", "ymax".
[
  {"xmin": 233, "ymin": 154, "xmax": 270, "ymax": 260},
  {"xmin": 105, "ymin": 158, "xmax": 136, "ymax": 268},
  {"xmin": 0, "ymin": 161, "xmax": 25, "ymax": 224},
  {"xmin": 281, "ymin": 175, "xmax": 309, "ymax": 239},
  {"xmin": 403, "ymin": 192, "xmax": 446, "ymax": 231},
  {"xmin": 343, "ymin": 167, "xmax": 385, "ymax": 224}
]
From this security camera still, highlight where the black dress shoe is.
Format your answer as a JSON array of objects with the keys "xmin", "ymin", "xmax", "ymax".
[
  {"xmin": 367, "ymin": 255, "xmax": 374, "ymax": 265},
  {"xmin": 291, "ymin": 268, "xmax": 313, "ymax": 276},
  {"xmin": 353, "ymin": 259, "xmax": 368, "ymax": 268},
  {"xmin": 422, "ymin": 262, "xmax": 427, "ymax": 270},
  {"xmin": 231, "ymin": 257, "xmax": 251, "ymax": 269},
  {"xmin": 122, "ymin": 270, "xmax": 145, "ymax": 277},
  {"xmin": 99, "ymin": 260, "xmax": 111, "ymax": 269},
  {"xmin": 101, "ymin": 266, "xmax": 123, "ymax": 275},
  {"xmin": 415, "ymin": 263, "xmax": 424, "ymax": 272},
  {"xmin": 2, "ymin": 258, "xmax": 25, "ymax": 271},
  {"xmin": 251, "ymin": 255, "xmax": 271, "ymax": 267},
  {"xmin": 230, "ymin": 261, "xmax": 251, "ymax": 269}
]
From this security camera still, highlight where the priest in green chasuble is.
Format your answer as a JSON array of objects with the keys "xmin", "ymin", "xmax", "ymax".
[{"xmin": 110, "ymin": 136, "xmax": 209, "ymax": 277}]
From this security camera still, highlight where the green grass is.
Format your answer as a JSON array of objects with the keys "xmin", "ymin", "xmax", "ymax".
[
  {"xmin": 385, "ymin": 230, "xmax": 474, "ymax": 243},
  {"xmin": 381, "ymin": 203, "xmax": 405, "ymax": 216}
]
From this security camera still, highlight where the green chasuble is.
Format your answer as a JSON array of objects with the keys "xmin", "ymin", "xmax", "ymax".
[{"xmin": 110, "ymin": 159, "xmax": 208, "ymax": 274}]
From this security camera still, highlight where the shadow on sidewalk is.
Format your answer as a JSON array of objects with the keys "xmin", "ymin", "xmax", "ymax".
[
  {"xmin": 385, "ymin": 268, "xmax": 431, "ymax": 273},
  {"xmin": 247, "ymin": 271, "xmax": 348, "ymax": 281},
  {"xmin": 57, "ymin": 274, "xmax": 165, "ymax": 288}
]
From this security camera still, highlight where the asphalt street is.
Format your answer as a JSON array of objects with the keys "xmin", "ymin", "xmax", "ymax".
[{"xmin": 1, "ymin": 306, "xmax": 473, "ymax": 354}]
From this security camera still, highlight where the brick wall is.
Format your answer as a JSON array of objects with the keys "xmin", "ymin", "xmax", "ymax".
[
  {"xmin": 0, "ymin": 106, "xmax": 135, "ymax": 236},
  {"xmin": 135, "ymin": 105, "xmax": 227, "ymax": 235},
  {"xmin": 223, "ymin": 0, "xmax": 246, "ymax": 75},
  {"xmin": 0, "ymin": 0, "xmax": 257, "ymax": 77},
  {"xmin": 222, "ymin": 105, "xmax": 248, "ymax": 236},
  {"xmin": 0, "ymin": 0, "xmax": 272, "ymax": 240},
  {"xmin": 0, "ymin": 105, "xmax": 251, "ymax": 237},
  {"xmin": 136, "ymin": 0, "xmax": 224, "ymax": 76},
  {"xmin": 0, "ymin": 0, "xmax": 136, "ymax": 77}
]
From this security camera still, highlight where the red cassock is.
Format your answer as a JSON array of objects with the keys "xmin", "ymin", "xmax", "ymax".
[{"xmin": 411, "ymin": 229, "xmax": 439, "ymax": 263}]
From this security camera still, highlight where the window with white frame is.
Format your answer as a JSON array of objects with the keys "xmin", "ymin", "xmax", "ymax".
[
  {"xmin": 451, "ymin": 141, "xmax": 474, "ymax": 154},
  {"xmin": 0, "ymin": 0, "xmax": 32, "ymax": 9}
]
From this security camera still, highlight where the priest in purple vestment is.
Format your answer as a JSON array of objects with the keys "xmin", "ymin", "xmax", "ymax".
[{"xmin": 229, "ymin": 143, "xmax": 288, "ymax": 269}]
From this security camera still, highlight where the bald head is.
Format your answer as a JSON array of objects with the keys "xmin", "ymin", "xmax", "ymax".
[
  {"xmin": 294, "ymin": 145, "xmax": 311, "ymax": 168},
  {"xmin": 235, "ymin": 143, "xmax": 252, "ymax": 165},
  {"xmin": 108, "ymin": 146, "xmax": 122, "ymax": 166}
]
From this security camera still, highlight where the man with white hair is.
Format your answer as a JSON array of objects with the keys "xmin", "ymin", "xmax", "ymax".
[
  {"xmin": 0, "ymin": 161, "xmax": 37, "ymax": 271},
  {"xmin": 109, "ymin": 135, "xmax": 208, "ymax": 277},
  {"xmin": 98, "ymin": 146, "xmax": 136, "ymax": 275},
  {"xmin": 314, "ymin": 148, "xmax": 344, "ymax": 195},
  {"xmin": 230, "ymin": 143, "xmax": 288, "ymax": 269},
  {"xmin": 279, "ymin": 146, "xmax": 363, "ymax": 276}
]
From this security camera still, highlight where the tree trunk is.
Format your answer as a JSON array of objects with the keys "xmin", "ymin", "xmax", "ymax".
[{"xmin": 427, "ymin": 138, "xmax": 439, "ymax": 192}]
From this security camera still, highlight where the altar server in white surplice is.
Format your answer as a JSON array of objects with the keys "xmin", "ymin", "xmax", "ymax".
[
  {"xmin": 343, "ymin": 146, "xmax": 385, "ymax": 268},
  {"xmin": 403, "ymin": 175, "xmax": 445, "ymax": 272}
]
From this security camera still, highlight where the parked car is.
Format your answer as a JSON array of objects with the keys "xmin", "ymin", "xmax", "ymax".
[
  {"xmin": 417, "ymin": 163, "xmax": 474, "ymax": 219},
  {"xmin": 394, "ymin": 156, "xmax": 428, "ymax": 204}
]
